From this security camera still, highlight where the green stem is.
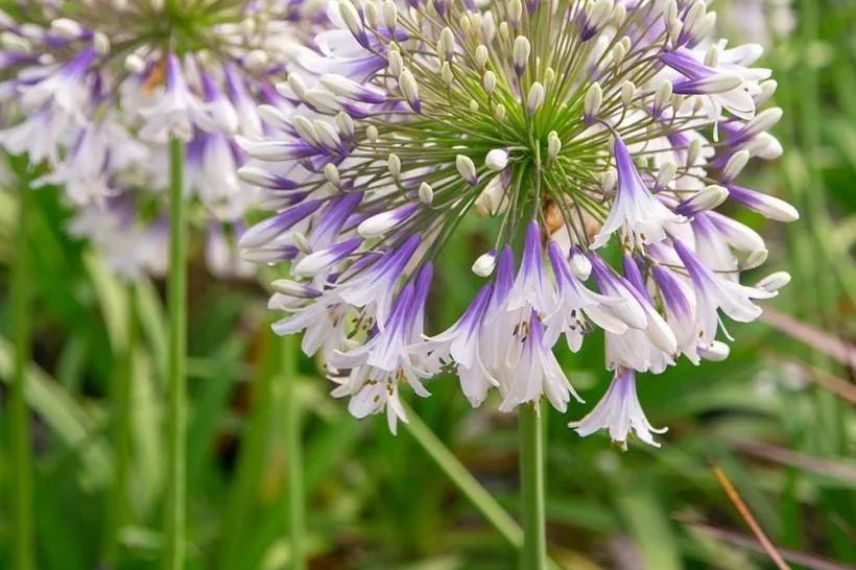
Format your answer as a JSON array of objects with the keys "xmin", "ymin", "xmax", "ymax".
[
  {"xmin": 10, "ymin": 160, "xmax": 35, "ymax": 570},
  {"xmin": 164, "ymin": 136, "xmax": 187, "ymax": 570},
  {"xmin": 518, "ymin": 402, "xmax": 547, "ymax": 570},
  {"xmin": 282, "ymin": 335, "xmax": 306, "ymax": 570},
  {"xmin": 103, "ymin": 288, "xmax": 136, "ymax": 567},
  {"xmin": 402, "ymin": 403, "xmax": 523, "ymax": 549}
]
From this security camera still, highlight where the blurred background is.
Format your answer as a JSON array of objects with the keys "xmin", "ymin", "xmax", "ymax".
[{"xmin": 1, "ymin": 0, "xmax": 855, "ymax": 568}]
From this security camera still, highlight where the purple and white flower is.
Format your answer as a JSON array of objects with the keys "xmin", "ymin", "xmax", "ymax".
[
  {"xmin": 570, "ymin": 368, "xmax": 668, "ymax": 449},
  {"xmin": 233, "ymin": 0, "xmax": 794, "ymax": 443}
]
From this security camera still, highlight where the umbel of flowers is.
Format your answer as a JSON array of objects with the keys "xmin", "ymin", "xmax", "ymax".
[
  {"xmin": 0, "ymin": 0, "xmax": 321, "ymax": 279},
  {"xmin": 238, "ymin": 0, "xmax": 797, "ymax": 446}
]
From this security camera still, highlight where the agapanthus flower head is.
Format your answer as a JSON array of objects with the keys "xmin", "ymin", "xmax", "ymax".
[
  {"xmin": 241, "ymin": 0, "xmax": 796, "ymax": 443},
  {"xmin": 0, "ymin": 0, "xmax": 324, "ymax": 279}
]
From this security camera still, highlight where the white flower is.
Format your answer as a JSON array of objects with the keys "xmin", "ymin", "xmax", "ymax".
[{"xmin": 570, "ymin": 368, "xmax": 668, "ymax": 449}]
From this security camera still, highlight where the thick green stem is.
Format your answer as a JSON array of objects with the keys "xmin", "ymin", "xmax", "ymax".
[
  {"xmin": 282, "ymin": 335, "xmax": 306, "ymax": 570},
  {"xmin": 164, "ymin": 137, "xmax": 187, "ymax": 570},
  {"xmin": 10, "ymin": 162, "xmax": 35, "ymax": 570},
  {"xmin": 518, "ymin": 402, "xmax": 547, "ymax": 570}
]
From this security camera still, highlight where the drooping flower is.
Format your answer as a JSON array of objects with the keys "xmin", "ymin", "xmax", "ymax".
[
  {"xmin": 238, "ymin": 0, "xmax": 793, "ymax": 443},
  {"xmin": 569, "ymin": 368, "xmax": 668, "ymax": 450}
]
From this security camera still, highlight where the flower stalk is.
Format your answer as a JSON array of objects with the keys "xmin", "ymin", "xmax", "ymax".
[
  {"xmin": 518, "ymin": 402, "xmax": 547, "ymax": 570},
  {"xmin": 10, "ymin": 158, "xmax": 35, "ymax": 570},
  {"xmin": 164, "ymin": 136, "xmax": 188, "ymax": 570}
]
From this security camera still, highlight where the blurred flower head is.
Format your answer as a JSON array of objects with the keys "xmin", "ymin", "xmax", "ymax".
[
  {"xmin": 238, "ymin": 0, "xmax": 796, "ymax": 441},
  {"xmin": 0, "ymin": 0, "xmax": 324, "ymax": 279}
]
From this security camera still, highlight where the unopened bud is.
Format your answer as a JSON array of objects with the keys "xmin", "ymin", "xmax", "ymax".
[
  {"xmin": 388, "ymin": 49, "xmax": 403, "ymax": 76},
  {"xmin": 336, "ymin": 112, "xmax": 355, "ymax": 138},
  {"xmin": 324, "ymin": 163, "xmax": 341, "ymax": 186},
  {"xmin": 475, "ymin": 44, "xmax": 489, "ymax": 69},
  {"xmin": 656, "ymin": 161, "xmax": 677, "ymax": 188},
  {"xmin": 124, "ymin": 53, "xmax": 145, "ymax": 74},
  {"xmin": 472, "ymin": 252, "xmax": 496, "ymax": 277},
  {"xmin": 513, "ymin": 36, "xmax": 530, "ymax": 74},
  {"xmin": 485, "ymin": 148, "xmax": 508, "ymax": 172},
  {"xmin": 723, "ymin": 150, "xmax": 751, "ymax": 182},
  {"xmin": 526, "ymin": 82, "xmax": 545, "ymax": 114},
  {"xmin": 93, "ymin": 32, "xmax": 110, "ymax": 55},
  {"xmin": 483, "ymin": 70, "xmax": 496, "ymax": 95},
  {"xmin": 584, "ymin": 82, "xmax": 602, "ymax": 121},
  {"xmin": 547, "ymin": 131, "xmax": 561, "ymax": 161},
  {"xmin": 687, "ymin": 138, "xmax": 702, "ymax": 166},
  {"xmin": 399, "ymin": 69, "xmax": 421, "ymax": 112},
  {"xmin": 570, "ymin": 250, "xmax": 592, "ymax": 280},
  {"xmin": 679, "ymin": 185, "xmax": 729, "ymax": 214},
  {"xmin": 621, "ymin": 80, "xmax": 636, "ymax": 107},
  {"xmin": 50, "ymin": 17, "xmax": 83, "ymax": 38},
  {"xmin": 383, "ymin": 0, "xmax": 397, "ymax": 30},
  {"xmin": 653, "ymin": 80, "xmax": 673, "ymax": 115},
  {"xmin": 418, "ymin": 182, "xmax": 434, "ymax": 205},
  {"xmin": 456, "ymin": 155, "xmax": 478, "ymax": 186},
  {"xmin": 387, "ymin": 153, "xmax": 401, "ymax": 179},
  {"xmin": 439, "ymin": 27, "xmax": 455, "ymax": 61},
  {"xmin": 509, "ymin": 0, "xmax": 523, "ymax": 25}
]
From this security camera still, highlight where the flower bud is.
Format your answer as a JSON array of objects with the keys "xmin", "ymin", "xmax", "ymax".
[
  {"xmin": 399, "ymin": 69, "xmax": 421, "ymax": 112},
  {"xmin": 513, "ymin": 36, "xmax": 530, "ymax": 75},
  {"xmin": 418, "ymin": 182, "xmax": 434, "ymax": 205},
  {"xmin": 526, "ymin": 82, "xmax": 545, "ymax": 114},
  {"xmin": 621, "ymin": 80, "xmax": 636, "ymax": 107},
  {"xmin": 50, "ymin": 17, "xmax": 83, "ymax": 38},
  {"xmin": 336, "ymin": 112, "xmax": 355, "ymax": 138},
  {"xmin": 388, "ymin": 49, "xmax": 403, "ymax": 76},
  {"xmin": 547, "ymin": 131, "xmax": 561, "ymax": 161},
  {"xmin": 722, "ymin": 150, "xmax": 750, "ymax": 182},
  {"xmin": 653, "ymin": 80, "xmax": 673, "ymax": 116},
  {"xmin": 584, "ymin": 81, "xmax": 602, "ymax": 122},
  {"xmin": 324, "ymin": 163, "xmax": 340, "ymax": 186},
  {"xmin": 482, "ymin": 70, "xmax": 496, "ymax": 95},
  {"xmin": 509, "ymin": 0, "xmax": 523, "ymax": 25},
  {"xmin": 472, "ymin": 252, "xmax": 496, "ymax": 277},
  {"xmin": 570, "ymin": 250, "xmax": 592, "ymax": 280},
  {"xmin": 383, "ymin": 0, "xmax": 397, "ymax": 30},
  {"xmin": 485, "ymin": 148, "xmax": 508, "ymax": 171},
  {"xmin": 677, "ymin": 185, "xmax": 729, "ymax": 215},
  {"xmin": 439, "ymin": 27, "xmax": 455, "ymax": 61},
  {"xmin": 387, "ymin": 153, "xmax": 401, "ymax": 179},
  {"xmin": 475, "ymin": 44, "xmax": 489, "ymax": 69},
  {"xmin": 456, "ymin": 155, "xmax": 478, "ymax": 186},
  {"xmin": 656, "ymin": 161, "xmax": 677, "ymax": 188}
]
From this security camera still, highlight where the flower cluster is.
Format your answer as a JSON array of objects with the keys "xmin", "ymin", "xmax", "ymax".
[
  {"xmin": 239, "ymin": 0, "xmax": 796, "ymax": 444},
  {"xmin": 0, "ymin": 0, "xmax": 321, "ymax": 279}
]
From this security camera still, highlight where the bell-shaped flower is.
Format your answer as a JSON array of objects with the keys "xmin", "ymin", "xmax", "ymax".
[
  {"xmin": 498, "ymin": 312, "xmax": 583, "ymax": 413},
  {"xmin": 592, "ymin": 138, "xmax": 685, "ymax": 249},
  {"xmin": 570, "ymin": 368, "xmax": 667, "ymax": 449}
]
